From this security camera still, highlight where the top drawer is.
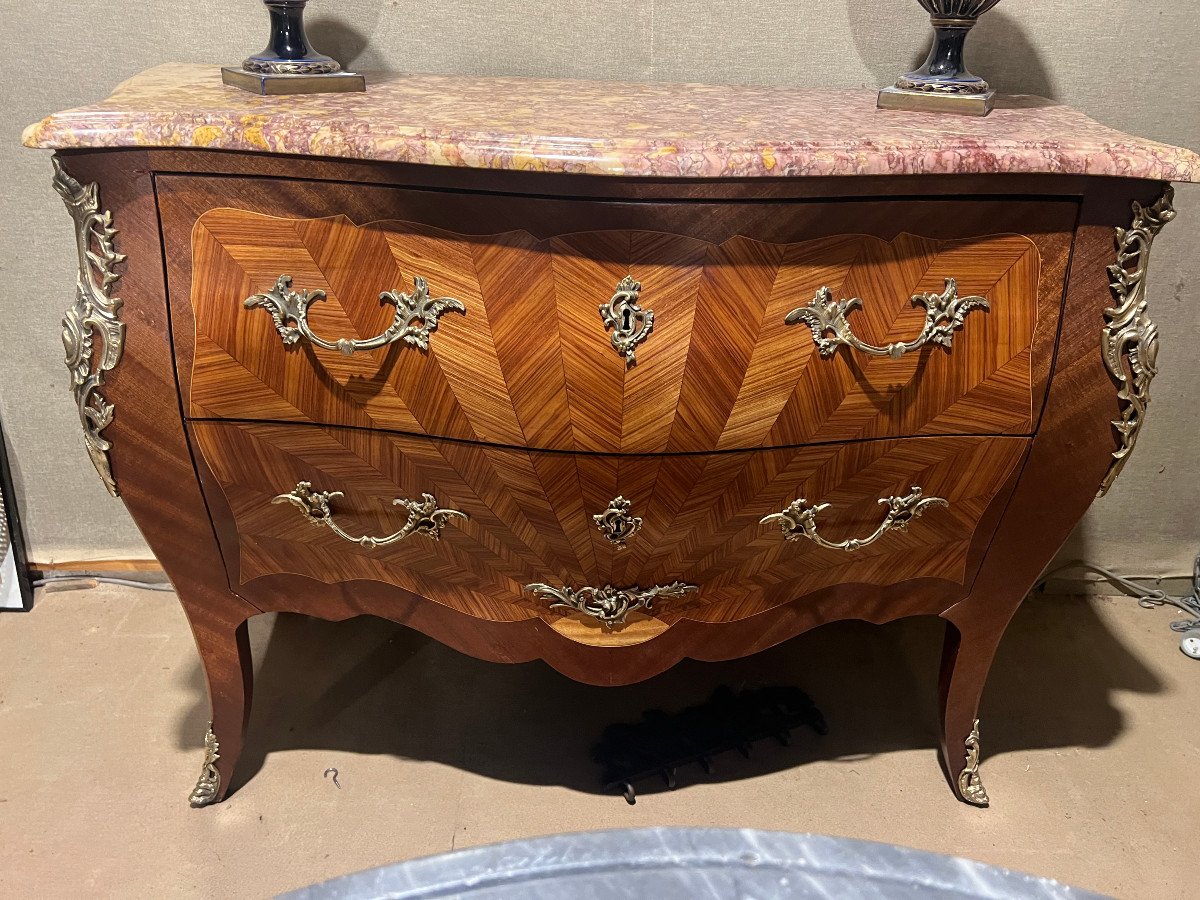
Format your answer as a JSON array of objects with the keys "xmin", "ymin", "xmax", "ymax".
[{"xmin": 162, "ymin": 176, "xmax": 1075, "ymax": 453}]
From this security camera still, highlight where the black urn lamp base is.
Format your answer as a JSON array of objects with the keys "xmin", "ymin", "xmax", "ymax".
[
  {"xmin": 223, "ymin": 0, "xmax": 365, "ymax": 96},
  {"xmin": 878, "ymin": 1, "xmax": 1003, "ymax": 117}
]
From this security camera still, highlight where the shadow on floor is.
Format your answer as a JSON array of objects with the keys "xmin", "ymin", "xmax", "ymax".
[{"xmin": 176, "ymin": 595, "xmax": 1162, "ymax": 798}]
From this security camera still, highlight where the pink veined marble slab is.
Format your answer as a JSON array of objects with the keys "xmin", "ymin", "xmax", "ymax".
[{"xmin": 23, "ymin": 63, "xmax": 1200, "ymax": 182}]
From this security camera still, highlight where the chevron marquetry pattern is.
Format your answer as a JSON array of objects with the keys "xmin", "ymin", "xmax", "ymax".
[
  {"xmin": 187, "ymin": 210, "xmax": 1044, "ymax": 453},
  {"xmin": 192, "ymin": 422, "xmax": 1027, "ymax": 641}
]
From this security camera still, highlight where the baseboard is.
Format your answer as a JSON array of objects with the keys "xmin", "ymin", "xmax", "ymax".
[
  {"xmin": 29, "ymin": 559, "xmax": 169, "ymax": 583},
  {"xmin": 23, "ymin": 563, "xmax": 1193, "ymax": 600}
]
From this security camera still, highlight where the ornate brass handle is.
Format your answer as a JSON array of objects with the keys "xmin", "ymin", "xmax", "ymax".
[
  {"xmin": 273, "ymin": 481, "xmax": 468, "ymax": 548},
  {"xmin": 526, "ymin": 581, "xmax": 697, "ymax": 629},
  {"xmin": 245, "ymin": 274, "xmax": 465, "ymax": 356},
  {"xmin": 784, "ymin": 277, "xmax": 988, "ymax": 360},
  {"xmin": 760, "ymin": 486, "xmax": 947, "ymax": 551}
]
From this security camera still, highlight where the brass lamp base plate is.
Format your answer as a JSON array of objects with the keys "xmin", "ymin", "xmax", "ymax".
[
  {"xmin": 877, "ymin": 86, "xmax": 995, "ymax": 117},
  {"xmin": 221, "ymin": 67, "xmax": 366, "ymax": 95}
]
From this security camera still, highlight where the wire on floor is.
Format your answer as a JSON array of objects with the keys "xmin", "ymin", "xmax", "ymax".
[{"xmin": 1034, "ymin": 556, "xmax": 1200, "ymax": 633}]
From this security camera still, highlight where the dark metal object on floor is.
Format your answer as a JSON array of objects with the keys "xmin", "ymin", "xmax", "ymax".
[
  {"xmin": 222, "ymin": 1, "xmax": 366, "ymax": 95},
  {"xmin": 591, "ymin": 685, "xmax": 827, "ymax": 804},
  {"xmin": 0, "ymin": 417, "xmax": 33, "ymax": 612}
]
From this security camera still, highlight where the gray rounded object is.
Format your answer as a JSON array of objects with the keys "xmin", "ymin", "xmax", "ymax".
[
  {"xmin": 282, "ymin": 828, "xmax": 1106, "ymax": 900},
  {"xmin": 1180, "ymin": 629, "xmax": 1200, "ymax": 659}
]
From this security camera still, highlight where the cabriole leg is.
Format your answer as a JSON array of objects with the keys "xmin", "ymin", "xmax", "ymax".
[
  {"xmin": 184, "ymin": 610, "xmax": 253, "ymax": 807},
  {"xmin": 938, "ymin": 615, "xmax": 1005, "ymax": 807}
]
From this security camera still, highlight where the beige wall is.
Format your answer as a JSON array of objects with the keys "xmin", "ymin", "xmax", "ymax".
[{"xmin": 1, "ymin": 0, "xmax": 1196, "ymax": 574}]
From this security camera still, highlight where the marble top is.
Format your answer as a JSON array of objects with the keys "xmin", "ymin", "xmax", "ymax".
[{"xmin": 23, "ymin": 63, "xmax": 1200, "ymax": 182}]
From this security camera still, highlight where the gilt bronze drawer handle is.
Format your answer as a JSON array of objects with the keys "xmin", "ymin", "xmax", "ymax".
[
  {"xmin": 273, "ymin": 481, "xmax": 467, "ymax": 548},
  {"xmin": 245, "ymin": 273, "xmax": 465, "ymax": 356},
  {"xmin": 760, "ymin": 486, "xmax": 948, "ymax": 551},
  {"xmin": 599, "ymin": 275, "xmax": 653, "ymax": 367},
  {"xmin": 784, "ymin": 277, "xmax": 988, "ymax": 360},
  {"xmin": 527, "ymin": 581, "xmax": 697, "ymax": 629}
]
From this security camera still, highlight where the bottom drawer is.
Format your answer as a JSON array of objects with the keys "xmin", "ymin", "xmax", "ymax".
[{"xmin": 190, "ymin": 422, "xmax": 1026, "ymax": 646}]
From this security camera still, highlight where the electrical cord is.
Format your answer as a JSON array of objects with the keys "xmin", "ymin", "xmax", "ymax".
[{"xmin": 1034, "ymin": 555, "xmax": 1200, "ymax": 633}]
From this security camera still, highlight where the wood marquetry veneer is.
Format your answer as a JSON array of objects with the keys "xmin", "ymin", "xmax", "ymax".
[
  {"xmin": 194, "ymin": 421, "xmax": 1028, "ymax": 638},
  {"xmin": 184, "ymin": 207, "xmax": 1056, "ymax": 453}
]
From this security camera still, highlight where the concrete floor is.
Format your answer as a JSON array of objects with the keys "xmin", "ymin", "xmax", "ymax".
[{"xmin": 0, "ymin": 586, "xmax": 1196, "ymax": 898}]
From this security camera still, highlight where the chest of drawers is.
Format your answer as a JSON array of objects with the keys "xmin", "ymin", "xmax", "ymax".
[{"xmin": 25, "ymin": 66, "xmax": 1198, "ymax": 808}]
